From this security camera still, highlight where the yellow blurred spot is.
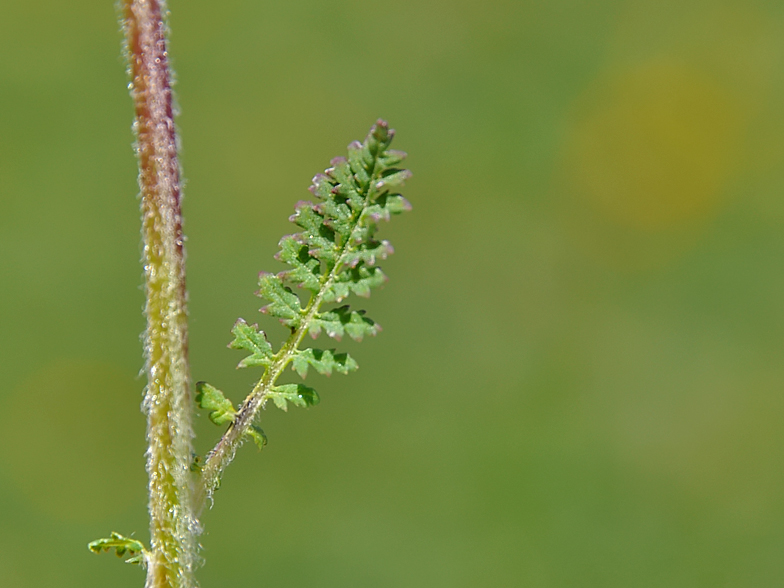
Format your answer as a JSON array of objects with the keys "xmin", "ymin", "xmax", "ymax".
[
  {"xmin": 567, "ymin": 61, "xmax": 744, "ymax": 231},
  {"xmin": 0, "ymin": 360, "xmax": 145, "ymax": 521}
]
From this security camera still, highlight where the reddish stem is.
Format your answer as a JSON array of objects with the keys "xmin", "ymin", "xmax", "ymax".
[{"xmin": 122, "ymin": 1, "xmax": 197, "ymax": 587}]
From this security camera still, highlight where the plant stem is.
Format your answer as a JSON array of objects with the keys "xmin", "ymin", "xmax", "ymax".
[{"xmin": 122, "ymin": 1, "xmax": 198, "ymax": 586}]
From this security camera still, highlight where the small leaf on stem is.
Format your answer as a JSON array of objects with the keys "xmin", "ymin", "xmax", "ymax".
[
  {"xmin": 195, "ymin": 382, "xmax": 236, "ymax": 426},
  {"xmin": 88, "ymin": 532, "xmax": 147, "ymax": 565}
]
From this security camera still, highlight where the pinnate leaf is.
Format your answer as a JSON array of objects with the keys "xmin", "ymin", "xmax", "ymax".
[{"xmin": 207, "ymin": 121, "xmax": 409, "ymax": 475}]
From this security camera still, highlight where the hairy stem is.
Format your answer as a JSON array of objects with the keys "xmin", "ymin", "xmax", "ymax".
[
  {"xmin": 195, "ymin": 157, "xmax": 384, "ymax": 510},
  {"xmin": 122, "ymin": 1, "xmax": 198, "ymax": 586}
]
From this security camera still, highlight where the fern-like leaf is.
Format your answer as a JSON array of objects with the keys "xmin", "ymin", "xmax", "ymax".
[{"xmin": 197, "ymin": 120, "xmax": 410, "ymax": 501}]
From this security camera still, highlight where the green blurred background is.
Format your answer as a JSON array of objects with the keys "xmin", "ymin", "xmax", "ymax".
[{"xmin": 2, "ymin": 0, "xmax": 784, "ymax": 586}]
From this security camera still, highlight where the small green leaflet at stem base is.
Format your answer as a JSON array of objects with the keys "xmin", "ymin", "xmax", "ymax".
[
  {"xmin": 196, "ymin": 382, "xmax": 267, "ymax": 450},
  {"xmin": 88, "ymin": 532, "xmax": 147, "ymax": 565},
  {"xmin": 266, "ymin": 383, "xmax": 320, "ymax": 411},
  {"xmin": 248, "ymin": 425, "xmax": 268, "ymax": 450},
  {"xmin": 195, "ymin": 382, "xmax": 236, "ymax": 426}
]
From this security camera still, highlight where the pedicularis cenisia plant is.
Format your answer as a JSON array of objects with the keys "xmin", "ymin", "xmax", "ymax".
[{"xmin": 87, "ymin": 2, "xmax": 411, "ymax": 587}]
